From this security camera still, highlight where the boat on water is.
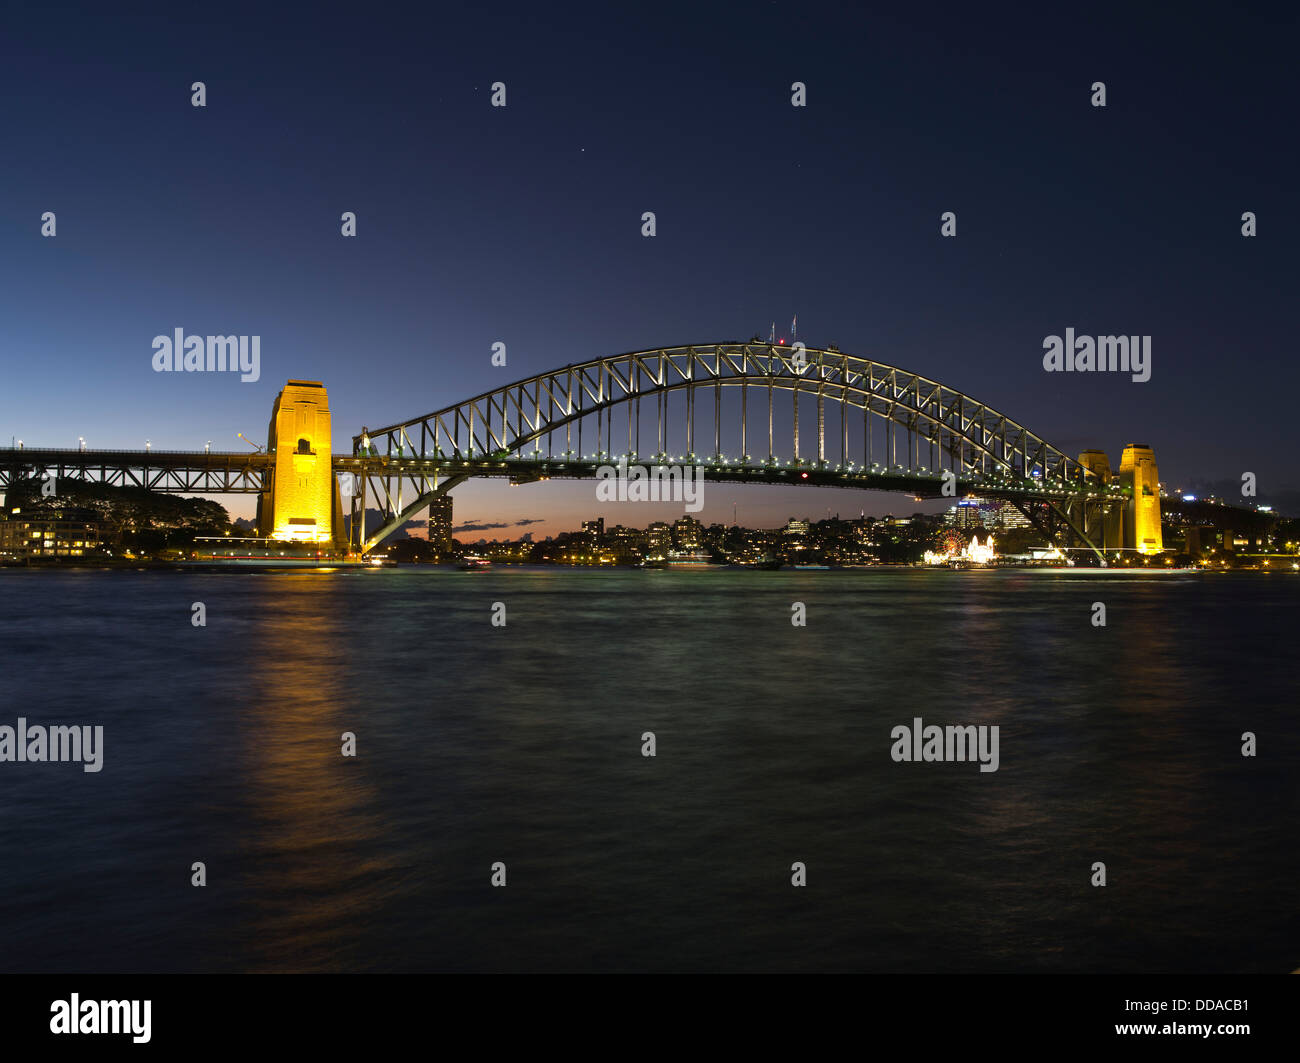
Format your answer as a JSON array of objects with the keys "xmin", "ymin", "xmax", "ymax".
[
  {"xmin": 458, "ymin": 555, "xmax": 491, "ymax": 571},
  {"xmin": 187, "ymin": 536, "xmax": 375, "ymax": 568},
  {"xmin": 664, "ymin": 549, "xmax": 716, "ymax": 570}
]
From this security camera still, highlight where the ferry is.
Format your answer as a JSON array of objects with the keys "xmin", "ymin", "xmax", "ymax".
[
  {"xmin": 664, "ymin": 549, "xmax": 716, "ymax": 570},
  {"xmin": 187, "ymin": 536, "xmax": 370, "ymax": 568},
  {"xmin": 458, "ymin": 555, "xmax": 491, "ymax": 571}
]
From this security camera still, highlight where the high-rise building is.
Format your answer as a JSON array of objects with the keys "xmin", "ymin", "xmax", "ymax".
[
  {"xmin": 945, "ymin": 499, "xmax": 984, "ymax": 529},
  {"xmin": 993, "ymin": 499, "xmax": 1032, "ymax": 529},
  {"xmin": 428, "ymin": 496, "xmax": 453, "ymax": 554}
]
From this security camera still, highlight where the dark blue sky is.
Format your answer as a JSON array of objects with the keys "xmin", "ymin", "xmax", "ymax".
[{"xmin": 1, "ymin": 3, "xmax": 1295, "ymax": 534}]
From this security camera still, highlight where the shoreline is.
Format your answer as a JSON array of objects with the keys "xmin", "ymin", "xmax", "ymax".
[{"xmin": 0, "ymin": 560, "xmax": 1282, "ymax": 574}]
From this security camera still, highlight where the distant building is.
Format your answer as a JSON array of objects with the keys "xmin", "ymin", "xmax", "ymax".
[
  {"xmin": 581, "ymin": 518, "xmax": 605, "ymax": 539},
  {"xmin": 605, "ymin": 524, "xmax": 641, "ymax": 548},
  {"xmin": 646, "ymin": 522, "xmax": 671, "ymax": 554},
  {"xmin": 783, "ymin": 517, "xmax": 810, "ymax": 537},
  {"xmin": 993, "ymin": 500, "xmax": 1032, "ymax": 529},
  {"xmin": 945, "ymin": 499, "xmax": 984, "ymax": 530},
  {"xmin": 672, "ymin": 515, "xmax": 704, "ymax": 548},
  {"xmin": 428, "ymin": 496, "xmax": 453, "ymax": 553}
]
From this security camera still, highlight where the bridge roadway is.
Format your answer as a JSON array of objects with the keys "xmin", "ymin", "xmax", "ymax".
[{"xmin": 0, "ymin": 446, "xmax": 1125, "ymax": 503}]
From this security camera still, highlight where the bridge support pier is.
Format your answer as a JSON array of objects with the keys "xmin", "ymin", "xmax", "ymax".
[{"xmin": 258, "ymin": 380, "xmax": 343, "ymax": 548}]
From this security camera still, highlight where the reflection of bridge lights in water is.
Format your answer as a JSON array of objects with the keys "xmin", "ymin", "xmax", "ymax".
[{"xmin": 239, "ymin": 591, "xmax": 395, "ymax": 971}]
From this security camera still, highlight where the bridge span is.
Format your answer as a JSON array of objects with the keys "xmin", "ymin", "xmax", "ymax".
[{"xmin": 2, "ymin": 342, "xmax": 1178, "ymax": 559}]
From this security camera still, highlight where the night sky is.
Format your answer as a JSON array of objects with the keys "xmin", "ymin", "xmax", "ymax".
[{"xmin": 1, "ymin": 4, "xmax": 1294, "ymax": 536}]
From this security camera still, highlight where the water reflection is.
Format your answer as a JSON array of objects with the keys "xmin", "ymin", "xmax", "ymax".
[{"xmin": 238, "ymin": 578, "xmax": 396, "ymax": 971}]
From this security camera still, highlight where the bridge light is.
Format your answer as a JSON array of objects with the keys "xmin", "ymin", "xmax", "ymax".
[{"xmin": 145, "ymin": 440, "xmax": 151, "ymax": 452}]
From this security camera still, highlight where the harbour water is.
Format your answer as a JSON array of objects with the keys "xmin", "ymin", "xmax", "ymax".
[{"xmin": 0, "ymin": 567, "xmax": 1295, "ymax": 972}]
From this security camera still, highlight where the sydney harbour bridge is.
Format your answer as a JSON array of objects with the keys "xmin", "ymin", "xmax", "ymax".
[{"xmin": 0, "ymin": 342, "xmax": 1179, "ymax": 560}]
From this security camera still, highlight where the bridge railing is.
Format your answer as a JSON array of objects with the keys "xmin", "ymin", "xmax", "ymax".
[{"xmin": 0, "ymin": 447, "xmax": 269, "ymax": 457}]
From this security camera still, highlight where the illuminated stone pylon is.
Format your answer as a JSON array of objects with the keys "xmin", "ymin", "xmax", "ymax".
[
  {"xmin": 1077, "ymin": 444, "xmax": 1162, "ymax": 554},
  {"xmin": 1119, "ymin": 443, "xmax": 1162, "ymax": 554},
  {"xmin": 1078, "ymin": 449, "xmax": 1118, "ymax": 549},
  {"xmin": 258, "ymin": 380, "xmax": 339, "ymax": 544}
]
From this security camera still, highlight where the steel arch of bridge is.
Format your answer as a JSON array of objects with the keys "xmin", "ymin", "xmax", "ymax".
[{"xmin": 349, "ymin": 343, "xmax": 1119, "ymax": 553}]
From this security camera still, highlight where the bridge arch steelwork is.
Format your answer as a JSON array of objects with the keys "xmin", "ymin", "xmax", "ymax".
[{"xmin": 348, "ymin": 343, "xmax": 1118, "ymax": 554}]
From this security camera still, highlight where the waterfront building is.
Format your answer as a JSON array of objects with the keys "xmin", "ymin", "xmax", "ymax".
[{"xmin": 0, "ymin": 507, "xmax": 111, "ymax": 559}]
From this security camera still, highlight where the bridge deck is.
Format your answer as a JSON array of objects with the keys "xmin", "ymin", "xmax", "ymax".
[{"xmin": 0, "ymin": 448, "xmax": 1126, "ymax": 501}]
